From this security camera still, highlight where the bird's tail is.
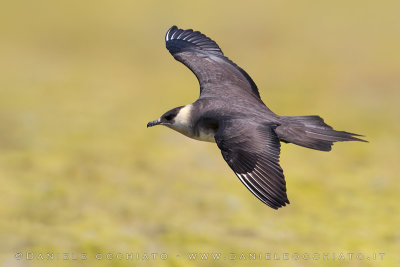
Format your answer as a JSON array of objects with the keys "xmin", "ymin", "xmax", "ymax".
[{"xmin": 275, "ymin": 115, "xmax": 367, "ymax": 151}]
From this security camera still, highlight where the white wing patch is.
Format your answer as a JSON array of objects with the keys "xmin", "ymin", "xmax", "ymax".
[
  {"xmin": 236, "ymin": 173, "xmax": 259, "ymax": 199},
  {"xmin": 165, "ymin": 27, "xmax": 173, "ymax": 41},
  {"xmin": 236, "ymin": 172, "xmax": 280, "ymax": 207}
]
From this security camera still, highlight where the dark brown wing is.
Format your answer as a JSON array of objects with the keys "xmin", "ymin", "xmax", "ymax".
[
  {"xmin": 215, "ymin": 120, "xmax": 289, "ymax": 209},
  {"xmin": 165, "ymin": 26, "xmax": 261, "ymax": 100}
]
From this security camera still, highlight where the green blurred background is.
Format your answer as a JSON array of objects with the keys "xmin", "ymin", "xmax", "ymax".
[{"xmin": 0, "ymin": 1, "xmax": 399, "ymax": 266}]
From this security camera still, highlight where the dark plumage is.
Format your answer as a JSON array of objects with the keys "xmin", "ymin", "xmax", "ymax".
[{"xmin": 147, "ymin": 25, "xmax": 366, "ymax": 209}]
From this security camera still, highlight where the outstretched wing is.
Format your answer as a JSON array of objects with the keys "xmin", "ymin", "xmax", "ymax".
[
  {"xmin": 215, "ymin": 120, "xmax": 289, "ymax": 209},
  {"xmin": 165, "ymin": 25, "xmax": 261, "ymax": 100}
]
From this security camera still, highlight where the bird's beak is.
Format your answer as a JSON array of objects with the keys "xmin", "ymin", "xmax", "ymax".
[{"xmin": 147, "ymin": 119, "xmax": 161, "ymax": 128}]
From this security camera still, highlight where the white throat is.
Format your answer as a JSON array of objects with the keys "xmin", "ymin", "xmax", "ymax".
[
  {"xmin": 174, "ymin": 104, "xmax": 192, "ymax": 127},
  {"xmin": 167, "ymin": 104, "xmax": 193, "ymax": 137},
  {"xmin": 168, "ymin": 104, "xmax": 216, "ymax": 143}
]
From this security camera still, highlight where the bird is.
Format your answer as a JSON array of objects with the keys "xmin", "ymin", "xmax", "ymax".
[{"xmin": 147, "ymin": 25, "xmax": 366, "ymax": 209}]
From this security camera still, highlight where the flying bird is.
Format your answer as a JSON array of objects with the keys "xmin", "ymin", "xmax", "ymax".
[{"xmin": 147, "ymin": 25, "xmax": 366, "ymax": 209}]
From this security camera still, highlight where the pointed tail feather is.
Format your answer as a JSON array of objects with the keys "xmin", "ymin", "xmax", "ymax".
[{"xmin": 275, "ymin": 116, "xmax": 367, "ymax": 151}]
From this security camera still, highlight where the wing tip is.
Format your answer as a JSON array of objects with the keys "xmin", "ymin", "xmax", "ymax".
[
  {"xmin": 236, "ymin": 172, "xmax": 289, "ymax": 210},
  {"xmin": 165, "ymin": 25, "xmax": 176, "ymax": 41},
  {"xmin": 165, "ymin": 25, "xmax": 223, "ymax": 56},
  {"xmin": 268, "ymin": 197, "xmax": 290, "ymax": 210}
]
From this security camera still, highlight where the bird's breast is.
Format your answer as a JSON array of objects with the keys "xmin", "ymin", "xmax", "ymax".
[
  {"xmin": 193, "ymin": 127, "xmax": 217, "ymax": 143},
  {"xmin": 192, "ymin": 118, "xmax": 218, "ymax": 143},
  {"xmin": 168, "ymin": 124, "xmax": 216, "ymax": 143}
]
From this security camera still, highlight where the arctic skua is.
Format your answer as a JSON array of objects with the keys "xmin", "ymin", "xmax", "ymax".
[{"xmin": 147, "ymin": 25, "xmax": 366, "ymax": 209}]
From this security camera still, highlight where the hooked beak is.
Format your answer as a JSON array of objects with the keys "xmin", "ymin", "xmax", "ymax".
[{"xmin": 147, "ymin": 119, "xmax": 161, "ymax": 128}]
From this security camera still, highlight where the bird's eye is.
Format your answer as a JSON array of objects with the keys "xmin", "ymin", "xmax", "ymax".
[{"xmin": 164, "ymin": 114, "xmax": 174, "ymax": 121}]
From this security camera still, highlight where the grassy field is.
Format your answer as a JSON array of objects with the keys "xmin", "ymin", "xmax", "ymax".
[{"xmin": 0, "ymin": 1, "xmax": 399, "ymax": 266}]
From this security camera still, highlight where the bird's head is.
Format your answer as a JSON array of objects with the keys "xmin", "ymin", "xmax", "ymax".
[{"xmin": 147, "ymin": 105, "xmax": 192, "ymax": 132}]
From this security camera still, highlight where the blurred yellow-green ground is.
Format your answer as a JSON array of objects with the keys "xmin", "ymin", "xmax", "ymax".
[{"xmin": 0, "ymin": 1, "xmax": 399, "ymax": 267}]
